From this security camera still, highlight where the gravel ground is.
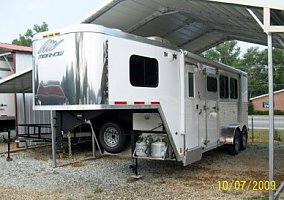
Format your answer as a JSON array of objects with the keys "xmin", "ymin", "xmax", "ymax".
[{"xmin": 0, "ymin": 142, "xmax": 283, "ymax": 200}]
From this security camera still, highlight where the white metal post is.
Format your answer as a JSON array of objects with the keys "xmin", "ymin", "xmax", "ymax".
[
  {"xmin": 88, "ymin": 120, "xmax": 96, "ymax": 159},
  {"xmin": 22, "ymin": 93, "xmax": 26, "ymax": 125},
  {"xmin": 267, "ymin": 32, "xmax": 274, "ymax": 200}
]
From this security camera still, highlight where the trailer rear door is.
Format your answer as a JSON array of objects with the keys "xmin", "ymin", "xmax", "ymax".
[
  {"xmin": 184, "ymin": 64, "xmax": 200, "ymax": 149},
  {"xmin": 205, "ymin": 67, "xmax": 219, "ymax": 147}
]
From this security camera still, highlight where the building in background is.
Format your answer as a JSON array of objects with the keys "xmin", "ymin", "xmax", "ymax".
[
  {"xmin": 0, "ymin": 43, "xmax": 31, "ymax": 120},
  {"xmin": 250, "ymin": 89, "xmax": 284, "ymax": 111},
  {"xmin": 0, "ymin": 42, "xmax": 50, "ymax": 133}
]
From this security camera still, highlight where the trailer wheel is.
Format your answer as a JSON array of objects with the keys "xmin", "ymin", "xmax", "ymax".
[
  {"xmin": 240, "ymin": 127, "xmax": 248, "ymax": 150},
  {"xmin": 99, "ymin": 122, "xmax": 126, "ymax": 153},
  {"xmin": 228, "ymin": 129, "xmax": 240, "ymax": 155}
]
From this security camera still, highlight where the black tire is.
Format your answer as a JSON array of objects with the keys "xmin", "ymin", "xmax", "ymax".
[
  {"xmin": 228, "ymin": 129, "xmax": 240, "ymax": 155},
  {"xmin": 240, "ymin": 127, "xmax": 248, "ymax": 150},
  {"xmin": 99, "ymin": 122, "xmax": 126, "ymax": 153}
]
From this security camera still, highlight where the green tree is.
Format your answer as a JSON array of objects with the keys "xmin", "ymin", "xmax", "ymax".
[
  {"xmin": 12, "ymin": 22, "xmax": 48, "ymax": 46},
  {"xmin": 240, "ymin": 47, "xmax": 284, "ymax": 98},
  {"xmin": 239, "ymin": 47, "xmax": 268, "ymax": 98},
  {"xmin": 202, "ymin": 40, "xmax": 241, "ymax": 66},
  {"xmin": 270, "ymin": 48, "xmax": 284, "ymax": 91},
  {"xmin": 202, "ymin": 41, "xmax": 284, "ymax": 99}
]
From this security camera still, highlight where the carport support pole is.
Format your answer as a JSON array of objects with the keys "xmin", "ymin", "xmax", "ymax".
[
  {"xmin": 267, "ymin": 32, "xmax": 274, "ymax": 200},
  {"xmin": 50, "ymin": 111, "xmax": 57, "ymax": 168}
]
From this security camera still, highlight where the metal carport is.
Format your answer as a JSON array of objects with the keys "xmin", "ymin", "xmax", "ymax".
[
  {"xmin": 0, "ymin": 0, "xmax": 282, "ymax": 198},
  {"xmin": 82, "ymin": 0, "xmax": 284, "ymax": 53},
  {"xmin": 81, "ymin": 0, "xmax": 284, "ymax": 199},
  {"xmin": 0, "ymin": 68, "xmax": 32, "ymax": 130},
  {"xmin": 0, "ymin": 68, "xmax": 32, "ymax": 93}
]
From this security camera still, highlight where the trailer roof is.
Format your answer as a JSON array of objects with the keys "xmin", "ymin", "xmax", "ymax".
[
  {"xmin": 82, "ymin": 0, "xmax": 284, "ymax": 53},
  {"xmin": 0, "ymin": 68, "xmax": 32, "ymax": 93}
]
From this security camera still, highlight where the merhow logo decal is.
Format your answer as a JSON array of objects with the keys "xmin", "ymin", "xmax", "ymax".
[{"xmin": 38, "ymin": 39, "xmax": 64, "ymax": 59}]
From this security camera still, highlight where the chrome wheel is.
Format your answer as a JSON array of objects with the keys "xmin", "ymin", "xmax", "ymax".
[
  {"xmin": 242, "ymin": 133, "xmax": 247, "ymax": 147},
  {"xmin": 104, "ymin": 127, "xmax": 120, "ymax": 147},
  {"xmin": 240, "ymin": 127, "xmax": 248, "ymax": 150},
  {"xmin": 99, "ymin": 122, "xmax": 127, "ymax": 153},
  {"xmin": 228, "ymin": 130, "xmax": 240, "ymax": 155},
  {"xmin": 234, "ymin": 134, "xmax": 240, "ymax": 152}
]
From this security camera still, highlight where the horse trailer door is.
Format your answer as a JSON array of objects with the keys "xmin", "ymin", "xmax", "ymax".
[
  {"xmin": 184, "ymin": 64, "xmax": 200, "ymax": 149},
  {"xmin": 205, "ymin": 68, "xmax": 219, "ymax": 147}
]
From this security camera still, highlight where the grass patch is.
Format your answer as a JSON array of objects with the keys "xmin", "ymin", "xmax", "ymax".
[
  {"xmin": 247, "ymin": 196, "xmax": 268, "ymax": 200},
  {"xmin": 154, "ymin": 180, "xmax": 166, "ymax": 185},
  {"xmin": 248, "ymin": 129, "xmax": 284, "ymax": 143},
  {"xmin": 93, "ymin": 186, "xmax": 104, "ymax": 194},
  {"xmin": 85, "ymin": 195, "xmax": 94, "ymax": 199}
]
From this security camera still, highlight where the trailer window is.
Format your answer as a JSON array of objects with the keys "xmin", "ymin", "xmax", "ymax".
[
  {"xmin": 207, "ymin": 76, "xmax": 217, "ymax": 92},
  {"xmin": 130, "ymin": 55, "xmax": 158, "ymax": 87},
  {"xmin": 230, "ymin": 78, "xmax": 238, "ymax": 99},
  {"xmin": 220, "ymin": 75, "xmax": 229, "ymax": 98},
  {"xmin": 188, "ymin": 72, "xmax": 194, "ymax": 97}
]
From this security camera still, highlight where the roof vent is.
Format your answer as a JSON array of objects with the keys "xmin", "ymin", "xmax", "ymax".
[{"xmin": 147, "ymin": 36, "xmax": 171, "ymax": 45}]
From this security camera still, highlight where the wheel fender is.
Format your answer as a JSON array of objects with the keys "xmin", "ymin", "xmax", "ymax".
[{"xmin": 220, "ymin": 124, "xmax": 244, "ymax": 145}]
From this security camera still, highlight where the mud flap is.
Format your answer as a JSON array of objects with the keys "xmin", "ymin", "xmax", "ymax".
[{"xmin": 183, "ymin": 147, "xmax": 202, "ymax": 166}]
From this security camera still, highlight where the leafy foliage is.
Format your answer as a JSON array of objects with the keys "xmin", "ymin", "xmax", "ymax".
[
  {"xmin": 12, "ymin": 22, "xmax": 48, "ymax": 47},
  {"xmin": 202, "ymin": 41, "xmax": 284, "ymax": 99},
  {"xmin": 202, "ymin": 41, "xmax": 241, "ymax": 66},
  {"xmin": 240, "ymin": 47, "xmax": 268, "ymax": 98}
]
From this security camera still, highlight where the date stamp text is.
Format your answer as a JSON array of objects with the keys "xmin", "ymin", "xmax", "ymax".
[{"xmin": 218, "ymin": 180, "xmax": 276, "ymax": 191}]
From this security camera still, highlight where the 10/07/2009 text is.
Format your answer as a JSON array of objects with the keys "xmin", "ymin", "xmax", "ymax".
[{"xmin": 218, "ymin": 180, "xmax": 276, "ymax": 191}]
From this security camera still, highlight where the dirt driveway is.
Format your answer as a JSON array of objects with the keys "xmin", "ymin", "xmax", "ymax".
[{"xmin": 0, "ymin": 142, "xmax": 283, "ymax": 200}]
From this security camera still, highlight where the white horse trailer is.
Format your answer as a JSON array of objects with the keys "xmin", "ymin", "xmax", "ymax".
[{"xmin": 32, "ymin": 24, "xmax": 248, "ymax": 166}]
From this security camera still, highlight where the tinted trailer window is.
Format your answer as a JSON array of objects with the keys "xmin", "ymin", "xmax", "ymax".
[{"xmin": 130, "ymin": 55, "xmax": 158, "ymax": 87}]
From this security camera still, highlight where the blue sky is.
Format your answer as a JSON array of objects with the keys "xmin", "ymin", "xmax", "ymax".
[{"xmin": 0, "ymin": 0, "xmax": 282, "ymax": 53}]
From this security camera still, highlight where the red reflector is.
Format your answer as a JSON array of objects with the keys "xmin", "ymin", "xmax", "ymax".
[
  {"xmin": 134, "ymin": 101, "xmax": 145, "ymax": 105},
  {"xmin": 114, "ymin": 101, "xmax": 127, "ymax": 105},
  {"xmin": 151, "ymin": 102, "xmax": 160, "ymax": 105}
]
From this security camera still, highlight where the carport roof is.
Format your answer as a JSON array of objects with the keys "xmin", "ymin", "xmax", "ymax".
[
  {"xmin": 0, "ymin": 68, "xmax": 32, "ymax": 93},
  {"xmin": 82, "ymin": 0, "xmax": 284, "ymax": 53}
]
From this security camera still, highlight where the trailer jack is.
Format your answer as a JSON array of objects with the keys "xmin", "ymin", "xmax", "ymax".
[
  {"xmin": 129, "ymin": 130, "xmax": 142, "ymax": 179},
  {"xmin": 129, "ymin": 158, "xmax": 138, "ymax": 176},
  {"xmin": 129, "ymin": 158, "xmax": 142, "ymax": 179},
  {"xmin": 6, "ymin": 130, "xmax": 13, "ymax": 161}
]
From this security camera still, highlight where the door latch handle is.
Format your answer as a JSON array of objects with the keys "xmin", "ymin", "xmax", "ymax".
[{"xmin": 212, "ymin": 106, "xmax": 219, "ymax": 111}]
